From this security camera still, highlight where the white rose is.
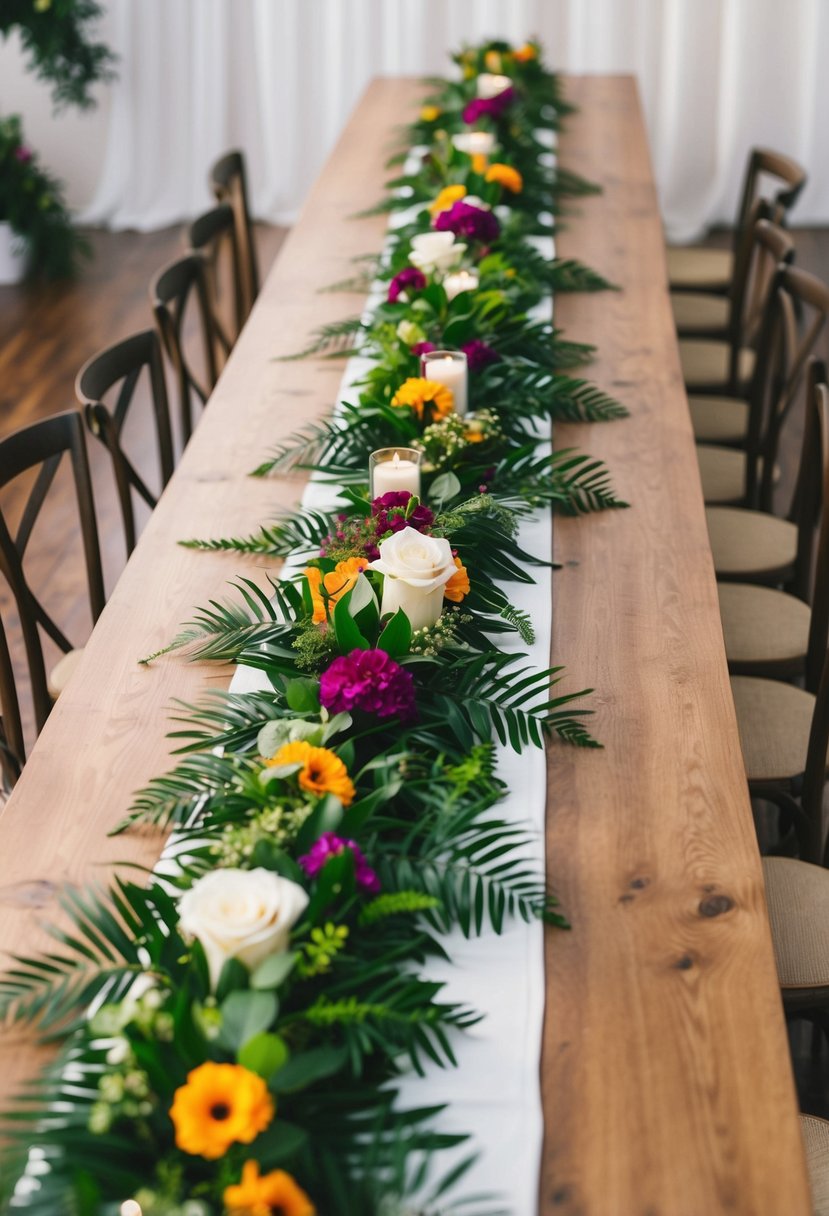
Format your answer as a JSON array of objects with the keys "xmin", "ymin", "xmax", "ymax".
[
  {"xmin": 410, "ymin": 231, "xmax": 466, "ymax": 275},
  {"xmin": 369, "ymin": 526, "xmax": 457, "ymax": 632},
  {"xmin": 178, "ymin": 868, "xmax": 308, "ymax": 988},
  {"xmin": 452, "ymin": 131, "xmax": 496, "ymax": 156}
]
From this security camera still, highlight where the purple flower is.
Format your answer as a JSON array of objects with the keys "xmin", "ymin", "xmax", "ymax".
[
  {"xmin": 388, "ymin": 266, "xmax": 427, "ymax": 304},
  {"xmin": 434, "ymin": 200, "xmax": 500, "ymax": 244},
  {"xmin": 412, "ymin": 340, "xmax": 436, "ymax": 357},
  {"xmin": 461, "ymin": 339, "xmax": 500, "ymax": 373},
  {"xmin": 299, "ymin": 832, "xmax": 381, "ymax": 893},
  {"xmin": 13, "ymin": 145, "xmax": 32, "ymax": 163},
  {"xmin": 462, "ymin": 88, "xmax": 516, "ymax": 125},
  {"xmin": 320, "ymin": 648, "xmax": 417, "ymax": 721},
  {"xmin": 371, "ymin": 491, "xmax": 434, "ymax": 538}
]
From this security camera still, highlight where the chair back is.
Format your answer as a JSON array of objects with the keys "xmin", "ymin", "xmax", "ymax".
[
  {"xmin": 151, "ymin": 253, "xmax": 219, "ymax": 445},
  {"xmin": 76, "ymin": 329, "xmax": 175, "ymax": 556},
  {"xmin": 725, "ymin": 209, "xmax": 794, "ymax": 393},
  {"xmin": 732, "ymin": 147, "xmax": 807, "ymax": 258},
  {"xmin": 187, "ymin": 203, "xmax": 243, "ymax": 360},
  {"xmin": 210, "ymin": 149, "xmax": 260, "ymax": 320},
  {"xmin": 0, "ymin": 410, "xmax": 105, "ymax": 738},
  {"xmin": 0, "ymin": 609, "xmax": 24, "ymax": 790}
]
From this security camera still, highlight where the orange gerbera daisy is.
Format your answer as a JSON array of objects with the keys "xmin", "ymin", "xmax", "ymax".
[
  {"xmin": 486, "ymin": 163, "xmax": 523, "ymax": 194},
  {"xmin": 471, "ymin": 153, "xmax": 489, "ymax": 176},
  {"xmin": 513, "ymin": 42, "xmax": 538, "ymax": 62},
  {"xmin": 224, "ymin": 1160, "xmax": 316, "ymax": 1216},
  {"xmin": 484, "ymin": 49, "xmax": 503, "ymax": 72},
  {"xmin": 270, "ymin": 740, "xmax": 355, "ymax": 807},
  {"xmin": 304, "ymin": 556, "xmax": 367, "ymax": 624},
  {"xmin": 444, "ymin": 557, "xmax": 470, "ymax": 603},
  {"xmin": 391, "ymin": 378, "xmax": 454, "ymax": 422},
  {"xmin": 170, "ymin": 1063, "xmax": 274, "ymax": 1160},
  {"xmin": 429, "ymin": 183, "xmax": 466, "ymax": 216},
  {"xmin": 420, "ymin": 104, "xmax": 441, "ymax": 123}
]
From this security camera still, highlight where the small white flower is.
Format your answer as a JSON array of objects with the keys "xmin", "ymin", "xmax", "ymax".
[{"xmin": 410, "ymin": 230, "xmax": 466, "ymax": 275}]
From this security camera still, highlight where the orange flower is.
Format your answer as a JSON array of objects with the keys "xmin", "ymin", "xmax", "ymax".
[
  {"xmin": 429, "ymin": 183, "xmax": 466, "ymax": 216},
  {"xmin": 391, "ymin": 377, "xmax": 454, "ymax": 422},
  {"xmin": 420, "ymin": 105, "xmax": 441, "ymax": 123},
  {"xmin": 484, "ymin": 50, "xmax": 503, "ymax": 72},
  {"xmin": 225, "ymin": 1160, "xmax": 316, "ymax": 1216},
  {"xmin": 270, "ymin": 740, "xmax": 355, "ymax": 807},
  {"xmin": 471, "ymin": 153, "xmax": 489, "ymax": 176},
  {"xmin": 305, "ymin": 556, "xmax": 368, "ymax": 624},
  {"xmin": 486, "ymin": 163, "xmax": 523, "ymax": 194},
  {"xmin": 444, "ymin": 557, "xmax": 470, "ymax": 603},
  {"xmin": 170, "ymin": 1063, "xmax": 274, "ymax": 1160},
  {"xmin": 513, "ymin": 43, "xmax": 538, "ymax": 62}
]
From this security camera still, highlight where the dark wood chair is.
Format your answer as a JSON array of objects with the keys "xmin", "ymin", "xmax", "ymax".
[
  {"xmin": 0, "ymin": 410, "xmax": 105, "ymax": 751},
  {"xmin": 210, "ymin": 149, "xmax": 260, "ymax": 321},
  {"xmin": 76, "ymin": 329, "xmax": 175, "ymax": 557},
  {"xmin": 187, "ymin": 203, "xmax": 243, "ymax": 361},
  {"xmin": 151, "ymin": 253, "xmax": 220, "ymax": 445},
  {"xmin": 0, "ymin": 610, "xmax": 24, "ymax": 792}
]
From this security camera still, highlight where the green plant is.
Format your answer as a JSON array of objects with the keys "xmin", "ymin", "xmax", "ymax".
[{"xmin": 1, "ymin": 0, "xmax": 114, "ymax": 109}]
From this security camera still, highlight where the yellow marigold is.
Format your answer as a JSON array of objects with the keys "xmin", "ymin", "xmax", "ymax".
[
  {"xmin": 225, "ymin": 1160, "xmax": 316, "ymax": 1216},
  {"xmin": 270, "ymin": 740, "xmax": 355, "ymax": 807},
  {"xmin": 471, "ymin": 153, "xmax": 489, "ymax": 176},
  {"xmin": 444, "ymin": 557, "xmax": 470, "ymax": 603},
  {"xmin": 429, "ymin": 183, "xmax": 466, "ymax": 216},
  {"xmin": 420, "ymin": 105, "xmax": 441, "ymax": 123},
  {"xmin": 170, "ymin": 1063, "xmax": 274, "ymax": 1160},
  {"xmin": 391, "ymin": 378, "xmax": 454, "ymax": 422},
  {"xmin": 485, "ymin": 50, "xmax": 503, "ymax": 72},
  {"xmin": 305, "ymin": 556, "xmax": 368, "ymax": 624},
  {"xmin": 513, "ymin": 43, "xmax": 538, "ymax": 62},
  {"xmin": 486, "ymin": 163, "xmax": 523, "ymax": 194}
]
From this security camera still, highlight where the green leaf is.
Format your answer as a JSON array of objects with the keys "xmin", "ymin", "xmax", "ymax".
[
  {"xmin": 215, "ymin": 956, "xmax": 250, "ymax": 1003},
  {"xmin": 284, "ymin": 678, "xmax": 321, "ymax": 714},
  {"xmin": 253, "ymin": 1120, "xmax": 309, "ymax": 1167},
  {"xmin": 271, "ymin": 1045, "xmax": 349, "ymax": 1093},
  {"xmin": 250, "ymin": 952, "xmax": 298, "ymax": 992},
  {"xmin": 238, "ymin": 1031, "xmax": 290, "ymax": 1079},
  {"xmin": 218, "ymin": 990, "xmax": 278, "ymax": 1051},
  {"xmin": 429, "ymin": 471, "xmax": 461, "ymax": 506},
  {"xmin": 295, "ymin": 794, "xmax": 344, "ymax": 852},
  {"xmin": 377, "ymin": 607, "xmax": 412, "ymax": 658},
  {"xmin": 333, "ymin": 589, "xmax": 370, "ymax": 651}
]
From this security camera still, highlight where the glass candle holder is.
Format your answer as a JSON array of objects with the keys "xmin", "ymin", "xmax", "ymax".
[
  {"xmin": 421, "ymin": 349, "xmax": 468, "ymax": 417},
  {"xmin": 369, "ymin": 447, "xmax": 422, "ymax": 499}
]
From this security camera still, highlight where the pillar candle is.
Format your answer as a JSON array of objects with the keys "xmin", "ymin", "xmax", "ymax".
[
  {"xmin": 421, "ymin": 350, "xmax": 468, "ymax": 416},
  {"xmin": 441, "ymin": 270, "xmax": 479, "ymax": 303},
  {"xmin": 370, "ymin": 448, "xmax": 422, "ymax": 498}
]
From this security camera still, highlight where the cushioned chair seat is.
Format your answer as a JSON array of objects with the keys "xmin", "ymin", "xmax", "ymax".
[
  {"xmin": 689, "ymin": 395, "xmax": 750, "ymax": 444},
  {"xmin": 731, "ymin": 676, "xmax": 814, "ymax": 783},
  {"xmin": 47, "ymin": 647, "xmax": 84, "ymax": 701},
  {"xmin": 763, "ymin": 857, "xmax": 829, "ymax": 989},
  {"xmin": 802, "ymin": 1113, "xmax": 829, "ymax": 1216},
  {"xmin": 679, "ymin": 339, "xmax": 755, "ymax": 390},
  {"xmin": 671, "ymin": 291, "xmax": 730, "ymax": 335},
  {"xmin": 706, "ymin": 507, "xmax": 798, "ymax": 580},
  {"xmin": 667, "ymin": 245, "xmax": 733, "ymax": 292},
  {"xmin": 696, "ymin": 445, "xmax": 746, "ymax": 504},
  {"xmin": 718, "ymin": 582, "xmax": 810, "ymax": 670}
]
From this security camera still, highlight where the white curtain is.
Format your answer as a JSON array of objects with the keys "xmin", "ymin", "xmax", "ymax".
[{"xmin": 81, "ymin": 0, "xmax": 829, "ymax": 241}]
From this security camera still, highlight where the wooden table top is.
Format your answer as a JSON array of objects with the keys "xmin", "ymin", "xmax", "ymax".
[{"xmin": 0, "ymin": 75, "xmax": 811, "ymax": 1213}]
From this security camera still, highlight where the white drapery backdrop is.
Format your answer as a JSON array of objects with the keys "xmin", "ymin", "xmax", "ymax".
[{"xmin": 81, "ymin": 0, "xmax": 829, "ymax": 241}]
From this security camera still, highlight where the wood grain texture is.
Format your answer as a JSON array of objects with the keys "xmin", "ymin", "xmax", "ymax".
[{"xmin": 542, "ymin": 76, "xmax": 811, "ymax": 1214}]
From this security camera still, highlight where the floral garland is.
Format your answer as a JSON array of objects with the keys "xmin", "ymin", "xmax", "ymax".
[{"xmin": 0, "ymin": 39, "xmax": 628, "ymax": 1216}]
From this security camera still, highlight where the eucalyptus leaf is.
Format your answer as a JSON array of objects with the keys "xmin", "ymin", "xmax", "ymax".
[
  {"xmin": 238, "ymin": 1031, "xmax": 290, "ymax": 1079},
  {"xmin": 250, "ymin": 951, "xmax": 298, "ymax": 992},
  {"xmin": 271, "ymin": 1044, "xmax": 349, "ymax": 1093},
  {"xmin": 429, "ymin": 471, "xmax": 461, "ymax": 506},
  {"xmin": 217, "ymin": 989, "xmax": 278, "ymax": 1051}
]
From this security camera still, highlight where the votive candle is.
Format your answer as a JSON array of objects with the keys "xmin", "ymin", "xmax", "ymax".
[
  {"xmin": 421, "ymin": 349, "xmax": 468, "ymax": 417},
  {"xmin": 452, "ymin": 131, "xmax": 496, "ymax": 157},
  {"xmin": 370, "ymin": 448, "xmax": 422, "ymax": 498},
  {"xmin": 442, "ymin": 269, "xmax": 479, "ymax": 303}
]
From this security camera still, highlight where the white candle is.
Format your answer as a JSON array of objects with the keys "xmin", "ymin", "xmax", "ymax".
[
  {"xmin": 441, "ymin": 270, "xmax": 479, "ymax": 304},
  {"xmin": 370, "ymin": 449, "xmax": 422, "ymax": 498},
  {"xmin": 421, "ymin": 350, "xmax": 468, "ymax": 417},
  {"xmin": 477, "ymin": 73, "xmax": 511, "ymax": 99},
  {"xmin": 452, "ymin": 131, "xmax": 496, "ymax": 157}
]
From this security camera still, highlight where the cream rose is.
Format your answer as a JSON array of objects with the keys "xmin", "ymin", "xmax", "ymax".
[
  {"xmin": 410, "ymin": 231, "xmax": 466, "ymax": 275},
  {"xmin": 369, "ymin": 526, "xmax": 457, "ymax": 632},
  {"xmin": 178, "ymin": 868, "xmax": 308, "ymax": 988},
  {"xmin": 452, "ymin": 131, "xmax": 496, "ymax": 156}
]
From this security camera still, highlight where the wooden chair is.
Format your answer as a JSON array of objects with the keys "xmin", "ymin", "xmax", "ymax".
[
  {"xmin": 187, "ymin": 203, "xmax": 241, "ymax": 364},
  {"xmin": 76, "ymin": 329, "xmax": 175, "ymax": 557},
  {"xmin": 678, "ymin": 210, "xmax": 794, "ymax": 397},
  {"xmin": 668, "ymin": 146, "xmax": 806, "ymax": 299},
  {"xmin": 0, "ymin": 610, "xmax": 24, "ymax": 792},
  {"xmin": 151, "ymin": 253, "xmax": 220, "ymax": 445},
  {"xmin": 0, "ymin": 410, "xmax": 105, "ymax": 746},
  {"xmin": 210, "ymin": 149, "xmax": 260, "ymax": 322},
  {"xmin": 802, "ymin": 1114, "xmax": 829, "ymax": 1216}
]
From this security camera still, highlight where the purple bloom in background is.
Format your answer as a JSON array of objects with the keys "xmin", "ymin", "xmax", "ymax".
[
  {"xmin": 462, "ymin": 87, "xmax": 516, "ymax": 125},
  {"xmin": 299, "ymin": 832, "xmax": 381, "ymax": 893},
  {"xmin": 320, "ymin": 648, "xmax": 417, "ymax": 721},
  {"xmin": 411, "ymin": 340, "xmax": 436, "ymax": 357},
  {"xmin": 434, "ymin": 200, "xmax": 500, "ymax": 244},
  {"xmin": 371, "ymin": 491, "xmax": 434, "ymax": 537},
  {"xmin": 461, "ymin": 338, "xmax": 500, "ymax": 373},
  {"xmin": 13, "ymin": 145, "xmax": 32, "ymax": 163},
  {"xmin": 388, "ymin": 266, "xmax": 427, "ymax": 303}
]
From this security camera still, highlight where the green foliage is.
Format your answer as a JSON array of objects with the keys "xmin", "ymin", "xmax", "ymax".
[{"xmin": 1, "ymin": 0, "xmax": 114, "ymax": 109}]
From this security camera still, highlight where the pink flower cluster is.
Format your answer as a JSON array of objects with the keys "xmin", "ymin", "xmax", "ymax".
[
  {"xmin": 434, "ymin": 200, "xmax": 500, "ymax": 244},
  {"xmin": 299, "ymin": 832, "xmax": 381, "ymax": 893},
  {"xmin": 462, "ymin": 87, "xmax": 516, "ymax": 125},
  {"xmin": 320, "ymin": 648, "xmax": 417, "ymax": 721},
  {"xmin": 461, "ymin": 338, "xmax": 500, "ymax": 373},
  {"xmin": 388, "ymin": 266, "xmax": 427, "ymax": 303},
  {"xmin": 371, "ymin": 490, "xmax": 434, "ymax": 537}
]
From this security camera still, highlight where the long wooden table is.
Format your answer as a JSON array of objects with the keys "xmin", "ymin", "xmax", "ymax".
[{"xmin": 0, "ymin": 76, "xmax": 811, "ymax": 1213}]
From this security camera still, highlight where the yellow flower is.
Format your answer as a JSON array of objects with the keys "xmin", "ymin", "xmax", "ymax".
[
  {"xmin": 486, "ymin": 163, "xmax": 523, "ymax": 194},
  {"xmin": 485, "ymin": 50, "xmax": 503, "ymax": 72},
  {"xmin": 34, "ymin": 0, "xmax": 52, "ymax": 9},
  {"xmin": 420, "ymin": 105, "xmax": 441, "ymax": 123},
  {"xmin": 462, "ymin": 64, "xmax": 476, "ymax": 80},
  {"xmin": 444, "ymin": 557, "xmax": 470, "ymax": 603},
  {"xmin": 305, "ymin": 556, "xmax": 368, "ymax": 624},
  {"xmin": 270, "ymin": 741, "xmax": 356, "ymax": 807},
  {"xmin": 513, "ymin": 43, "xmax": 538, "ymax": 62},
  {"xmin": 429, "ymin": 184, "xmax": 466, "ymax": 216},
  {"xmin": 170, "ymin": 1063, "xmax": 274, "ymax": 1160},
  {"xmin": 471, "ymin": 153, "xmax": 489, "ymax": 176},
  {"xmin": 225, "ymin": 1161, "xmax": 316, "ymax": 1216},
  {"xmin": 391, "ymin": 378, "xmax": 455, "ymax": 422}
]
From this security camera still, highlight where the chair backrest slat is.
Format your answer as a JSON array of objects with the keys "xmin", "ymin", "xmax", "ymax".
[
  {"xmin": 151, "ymin": 254, "xmax": 220, "ymax": 445},
  {"xmin": 732, "ymin": 146, "xmax": 807, "ymax": 259},
  {"xmin": 187, "ymin": 202, "xmax": 242, "ymax": 357},
  {"xmin": 210, "ymin": 149, "xmax": 260, "ymax": 320}
]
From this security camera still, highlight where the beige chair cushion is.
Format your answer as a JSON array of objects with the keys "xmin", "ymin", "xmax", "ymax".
[
  {"xmin": 706, "ymin": 507, "xmax": 797, "ymax": 579},
  {"xmin": 671, "ymin": 291, "xmax": 730, "ymax": 334},
  {"xmin": 667, "ymin": 245, "xmax": 733, "ymax": 291},
  {"xmin": 718, "ymin": 582, "xmax": 810, "ymax": 668},
  {"xmin": 801, "ymin": 1113, "xmax": 829, "ymax": 1216},
  {"xmin": 763, "ymin": 857, "xmax": 829, "ymax": 989},
  {"xmin": 679, "ymin": 339, "xmax": 755, "ymax": 390},
  {"xmin": 47, "ymin": 647, "xmax": 84, "ymax": 701},
  {"xmin": 731, "ymin": 675, "xmax": 814, "ymax": 783},
  {"xmin": 696, "ymin": 444, "xmax": 746, "ymax": 504},
  {"xmin": 689, "ymin": 395, "xmax": 750, "ymax": 444}
]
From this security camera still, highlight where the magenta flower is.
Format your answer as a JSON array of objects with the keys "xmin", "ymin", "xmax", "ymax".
[
  {"xmin": 462, "ymin": 88, "xmax": 516, "ymax": 125},
  {"xmin": 13, "ymin": 145, "xmax": 32, "ymax": 163},
  {"xmin": 371, "ymin": 491, "xmax": 434, "ymax": 537},
  {"xmin": 388, "ymin": 266, "xmax": 427, "ymax": 303},
  {"xmin": 461, "ymin": 339, "xmax": 500, "ymax": 373},
  {"xmin": 320, "ymin": 648, "xmax": 417, "ymax": 721},
  {"xmin": 434, "ymin": 200, "xmax": 500, "ymax": 244},
  {"xmin": 412, "ymin": 340, "xmax": 437, "ymax": 357},
  {"xmin": 299, "ymin": 832, "xmax": 381, "ymax": 893}
]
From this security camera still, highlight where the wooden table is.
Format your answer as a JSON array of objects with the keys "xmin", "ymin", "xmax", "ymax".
[{"xmin": 0, "ymin": 76, "xmax": 811, "ymax": 1213}]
